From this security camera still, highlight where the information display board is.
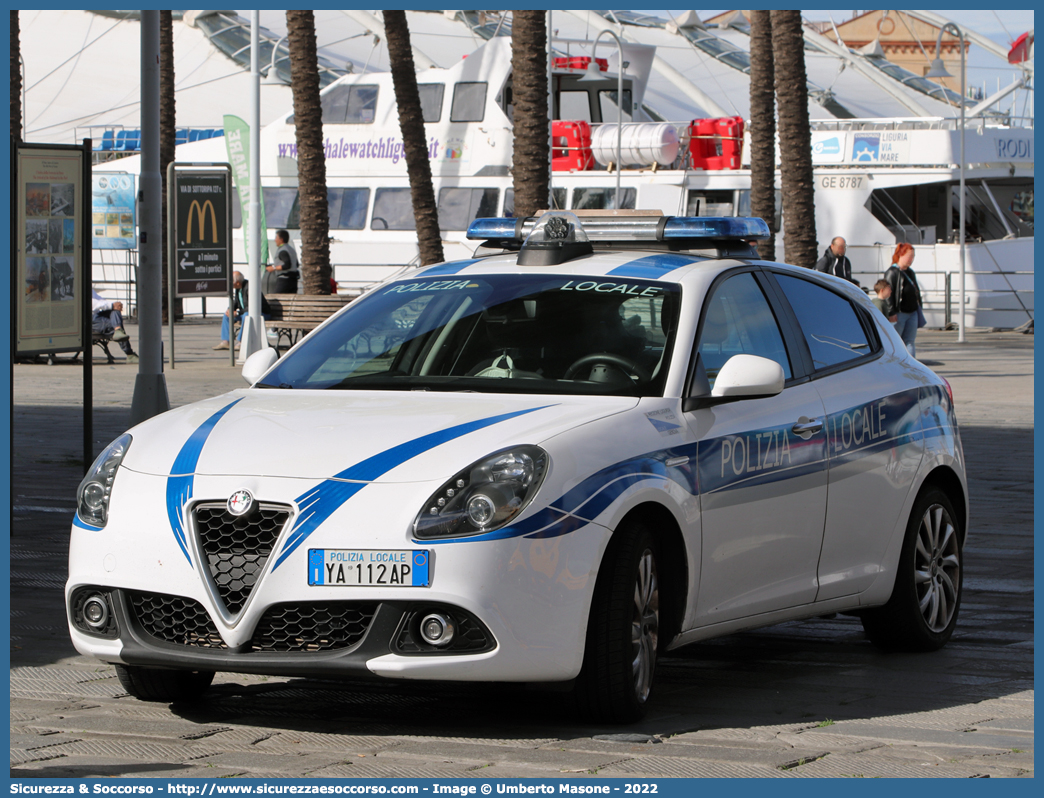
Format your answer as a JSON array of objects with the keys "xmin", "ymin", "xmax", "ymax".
[
  {"xmin": 15, "ymin": 144, "xmax": 87, "ymax": 354},
  {"xmin": 91, "ymin": 172, "xmax": 137, "ymax": 249},
  {"xmin": 173, "ymin": 170, "xmax": 231, "ymax": 297}
]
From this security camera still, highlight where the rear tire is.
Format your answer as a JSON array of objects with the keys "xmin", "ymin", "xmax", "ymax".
[
  {"xmin": 574, "ymin": 520, "xmax": 661, "ymax": 723},
  {"xmin": 861, "ymin": 488, "xmax": 962, "ymax": 652},
  {"xmin": 115, "ymin": 664, "xmax": 215, "ymax": 702}
]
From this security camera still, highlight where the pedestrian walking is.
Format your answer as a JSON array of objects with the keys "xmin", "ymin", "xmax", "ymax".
[
  {"xmin": 872, "ymin": 279, "xmax": 894, "ymax": 319},
  {"xmin": 815, "ymin": 236, "xmax": 855, "ymax": 283},
  {"xmin": 883, "ymin": 243, "xmax": 924, "ymax": 357}
]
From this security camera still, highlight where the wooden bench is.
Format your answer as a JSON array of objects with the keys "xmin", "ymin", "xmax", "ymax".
[{"xmin": 264, "ymin": 293, "xmax": 356, "ymax": 353}]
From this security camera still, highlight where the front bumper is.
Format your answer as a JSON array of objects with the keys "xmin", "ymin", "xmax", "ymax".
[{"xmin": 67, "ymin": 471, "xmax": 610, "ymax": 683}]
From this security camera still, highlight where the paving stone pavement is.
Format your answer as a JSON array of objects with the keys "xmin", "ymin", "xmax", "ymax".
[{"xmin": 10, "ymin": 324, "xmax": 1033, "ymax": 778}]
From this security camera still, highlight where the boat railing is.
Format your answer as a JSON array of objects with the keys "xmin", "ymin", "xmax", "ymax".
[{"xmin": 852, "ymin": 267, "xmax": 1034, "ymax": 329}]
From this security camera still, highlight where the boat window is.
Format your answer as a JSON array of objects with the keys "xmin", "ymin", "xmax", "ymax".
[
  {"xmin": 263, "ymin": 188, "xmax": 300, "ymax": 229},
  {"xmin": 559, "ymin": 91, "xmax": 592, "ymax": 123},
  {"xmin": 328, "ymin": 188, "xmax": 370, "ymax": 230},
  {"xmin": 736, "ymin": 190, "xmax": 781, "ymax": 222},
  {"xmin": 598, "ymin": 89, "xmax": 633, "ymax": 124},
  {"xmin": 451, "ymin": 82, "xmax": 487, "ymax": 122},
  {"xmin": 257, "ymin": 274, "xmax": 681, "ymax": 398},
  {"xmin": 418, "ymin": 84, "xmax": 445, "ymax": 123},
  {"xmin": 371, "ymin": 188, "xmax": 415, "ymax": 230},
  {"xmin": 1010, "ymin": 189, "xmax": 1033, "ymax": 225},
  {"xmin": 317, "ymin": 85, "xmax": 379, "ymax": 124},
  {"xmin": 687, "ymin": 190, "xmax": 735, "ymax": 217},
  {"xmin": 503, "ymin": 188, "xmax": 566, "ymax": 217},
  {"xmin": 437, "ymin": 188, "xmax": 499, "ymax": 230},
  {"xmin": 572, "ymin": 187, "xmax": 636, "ymax": 211}
]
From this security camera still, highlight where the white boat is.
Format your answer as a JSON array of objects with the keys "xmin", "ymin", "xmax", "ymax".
[{"xmin": 86, "ymin": 11, "xmax": 1032, "ymax": 329}]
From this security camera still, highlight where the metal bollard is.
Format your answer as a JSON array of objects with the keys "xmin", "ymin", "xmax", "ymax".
[{"xmin": 944, "ymin": 272, "xmax": 952, "ymax": 329}]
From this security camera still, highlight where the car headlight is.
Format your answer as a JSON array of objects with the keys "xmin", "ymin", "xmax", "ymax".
[
  {"xmin": 413, "ymin": 446, "xmax": 549, "ymax": 539},
  {"xmin": 76, "ymin": 433, "xmax": 132, "ymax": 528}
]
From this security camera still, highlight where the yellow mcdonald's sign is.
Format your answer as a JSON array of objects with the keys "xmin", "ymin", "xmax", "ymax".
[{"xmin": 185, "ymin": 199, "xmax": 219, "ymax": 244}]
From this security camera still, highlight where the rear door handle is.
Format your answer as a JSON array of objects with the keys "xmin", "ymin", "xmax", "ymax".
[{"xmin": 791, "ymin": 417, "xmax": 823, "ymax": 439}]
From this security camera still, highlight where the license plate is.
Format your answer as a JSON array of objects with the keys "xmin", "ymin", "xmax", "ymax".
[{"xmin": 307, "ymin": 549, "xmax": 429, "ymax": 587}]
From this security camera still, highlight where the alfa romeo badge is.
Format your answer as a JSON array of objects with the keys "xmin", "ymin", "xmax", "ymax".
[{"xmin": 227, "ymin": 490, "xmax": 255, "ymax": 517}]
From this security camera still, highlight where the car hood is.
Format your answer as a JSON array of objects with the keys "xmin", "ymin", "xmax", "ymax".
[{"xmin": 121, "ymin": 389, "xmax": 638, "ymax": 482}]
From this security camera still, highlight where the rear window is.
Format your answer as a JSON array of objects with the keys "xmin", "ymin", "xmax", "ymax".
[{"xmin": 774, "ymin": 274, "xmax": 873, "ymax": 370}]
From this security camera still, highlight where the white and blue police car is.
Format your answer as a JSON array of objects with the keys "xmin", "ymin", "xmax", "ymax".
[{"xmin": 68, "ymin": 211, "xmax": 967, "ymax": 722}]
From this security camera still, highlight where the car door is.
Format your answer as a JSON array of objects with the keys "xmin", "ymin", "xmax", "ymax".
[
  {"xmin": 767, "ymin": 272, "xmax": 925, "ymax": 601},
  {"xmin": 683, "ymin": 270, "xmax": 829, "ymax": 628}
]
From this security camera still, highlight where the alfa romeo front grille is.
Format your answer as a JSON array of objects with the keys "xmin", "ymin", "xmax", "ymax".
[
  {"xmin": 250, "ymin": 602, "xmax": 378, "ymax": 652},
  {"xmin": 193, "ymin": 501, "xmax": 292, "ymax": 614},
  {"xmin": 127, "ymin": 591, "xmax": 227, "ymax": 649}
]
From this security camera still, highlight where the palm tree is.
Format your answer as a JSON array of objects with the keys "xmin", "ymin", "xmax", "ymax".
[
  {"xmin": 510, "ymin": 11, "xmax": 550, "ymax": 219},
  {"xmin": 384, "ymin": 11, "xmax": 444, "ymax": 266},
  {"xmin": 748, "ymin": 10, "xmax": 776, "ymax": 262},
  {"xmin": 770, "ymin": 10, "xmax": 817, "ymax": 269},
  {"xmin": 11, "ymin": 11, "xmax": 20, "ymax": 142},
  {"xmin": 286, "ymin": 10, "xmax": 331, "ymax": 294},
  {"xmin": 159, "ymin": 10, "xmax": 180, "ymax": 320}
]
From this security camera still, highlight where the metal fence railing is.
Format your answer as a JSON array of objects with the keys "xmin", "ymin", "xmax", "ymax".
[{"xmin": 853, "ymin": 268, "xmax": 1034, "ymax": 328}]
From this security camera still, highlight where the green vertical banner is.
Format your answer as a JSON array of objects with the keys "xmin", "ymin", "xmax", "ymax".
[{"xmin": 222, "ymin": 114, "xmax": 269, "ymax": 265}]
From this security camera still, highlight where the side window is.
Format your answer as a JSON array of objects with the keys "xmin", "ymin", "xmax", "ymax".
[
  {"xmin": 262, "ymin": 188, "xmax": 300, "ymax": 229},
  {"xmin": 451, "ymin": 82, "xmax": 487, "ymax": 122},
  {"xmin": 371, "ymin": 188, "xmax": 415, "ymax": 230},
  {"xmin": 571, "ymin": 187, "xmax": 636, "ymax": 210},
  {"xmin": 774, "ymin": 274, "xmax": 872, "ymax": 370},
  {"xmin": 418, "ymin": 84, "xmax": 444, "ymax": 123},
  {"xmin": 558, "ymin": 91, "xmax": 592, "ymax": 122},
  {"xmin": 327, "ymin": 188, "xmax": 369, "ymax": 230},
  {"xmin": 317, "ymin": 85, "xmax": 379, "ymax": 124},
  {"xmin": 437, "ymin": 188, "xmax": 499, "ymax": 230},
  {"xmin": 699, "ymin": 272, "xmax": 792, "ymax": 387},
  {"xmin": 504, "ymin": 188, "xmax": 566, "ymax": 217},
  {"xmin": 598, "ymin": 89, "xmax": 633, "ymax": 124}
]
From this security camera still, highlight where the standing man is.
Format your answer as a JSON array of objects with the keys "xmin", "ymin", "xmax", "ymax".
[
  {"xmin": 264, "ymin": 229, "xmax": 299, "ymax": 294},
  {"xmin": 814, "ymin": 236, "xmax": 855, "ymax": 283},
  {"xmin": 92, "ymin": 289, "xmax": 138, "ymax": 363}
]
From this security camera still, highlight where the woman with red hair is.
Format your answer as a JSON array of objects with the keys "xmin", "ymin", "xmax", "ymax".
[{"xmin": 883, "ymin": 242, "xmax": 923, "ymax": 357}]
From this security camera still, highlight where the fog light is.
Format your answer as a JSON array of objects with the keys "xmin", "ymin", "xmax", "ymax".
[
  {"xmin": 83, "ymin": 595, "xmax": 109, "ymax": 629},
  {"xmin": 419, "ymin": 612, "xmax": 455, "ymax": 647}
]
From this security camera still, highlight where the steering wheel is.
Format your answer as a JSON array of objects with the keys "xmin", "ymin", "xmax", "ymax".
[{"xmin": 563, "ymin": 352, "xmax": 651, "ymax": 383}]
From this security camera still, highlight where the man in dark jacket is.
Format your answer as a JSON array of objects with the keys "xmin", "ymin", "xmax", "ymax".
[
  {"xmin": 214, "ymin": 271, "xmax": 272, "ymax": 350},
  {"xmin": 814, "ymin": 237, "xmax": 854, "ymax": 282}
]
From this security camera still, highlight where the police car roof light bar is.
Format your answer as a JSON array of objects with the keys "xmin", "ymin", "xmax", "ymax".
[{"xmin": 467, "ymin": 215, "xmax": 771, "ymax": 244}]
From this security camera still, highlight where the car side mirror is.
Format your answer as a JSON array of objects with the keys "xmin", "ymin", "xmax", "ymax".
[
  {"xmin": 242, "ymin": 348, "xmax": 279, "ymax": 385},
  {"xmin": 710, "ymin": 354, "xmax": 785, "ymax": 399}
]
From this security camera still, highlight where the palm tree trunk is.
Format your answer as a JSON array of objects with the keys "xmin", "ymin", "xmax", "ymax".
[
  {"xmin": 11, "ymin": 11, "xmax": 20, "ymax": 143},
  {"xmin": 748, "ymin": 10, "xmax": 776, "ymax": 262},
  {"xmin": 510, "ymin": 10, "xmax": 550, "ymax": 219},
  {"xmin": 771, "ymin": 10, "xmax": 817, "ymax": 269},
  {"xmin": 159, "ymin": 10, "xmax": 180, "ymax": 320},
  {"xmin": 287, "ymin": 10, "xmax": 331, "ymax": 294},
  {"xmin": 384, "ymin": 11, "xmax": 444, "ymax": 266}
]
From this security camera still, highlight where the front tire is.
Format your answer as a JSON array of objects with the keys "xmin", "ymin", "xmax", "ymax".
[
  {"xmin": 115, "ymin": 664, "xmax": 215, "ymax": 702},
  {"xmin": 575, "ymin": 520, "xmax": 661, "ymax": 723},
  {"xmin": 862, "ymin": 488, "xmax": 963, "ymax": 652}
]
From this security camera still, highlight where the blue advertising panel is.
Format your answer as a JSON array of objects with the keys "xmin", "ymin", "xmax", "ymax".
[{"xmin": 91, "ymin": 172, "xmax": 136, "ymax": 249}]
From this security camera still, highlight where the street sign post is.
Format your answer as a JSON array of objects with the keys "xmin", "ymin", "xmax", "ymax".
[{"xmin": 166, "ymin": 162, "xmax": 233, "ymax": 366}]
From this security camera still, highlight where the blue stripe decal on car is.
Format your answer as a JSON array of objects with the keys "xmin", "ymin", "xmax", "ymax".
[
  {"xmin": 607, "ymin": 253, "xmax": 695, "ymax": 280},
  {"xmin": 165, "ymin": 399, "xmax": 243, "ymax": 564},
  {"xmin": 420, "ymin": 445, "xmax": 701, "ymax": 544},
  {"xmin": 72, "ymin": 513, "xmax": 103, "ymax": 531},
  {"xmin": 416, "ymin": 260, "xmax": 479, "ymax": 277},
  {"xmin": 272, "ymin": 405, "xmax": 553, "ymax": 570}
]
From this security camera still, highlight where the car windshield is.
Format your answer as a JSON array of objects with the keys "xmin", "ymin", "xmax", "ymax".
[{"xmin": 258, "ymin": 274, "xmax": 680, "ymax": 396}]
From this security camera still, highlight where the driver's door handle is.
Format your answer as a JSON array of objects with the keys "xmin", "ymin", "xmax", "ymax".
[{"xmin": 791, "ymin": 417, "xmax": 823, "ymax": 439}]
